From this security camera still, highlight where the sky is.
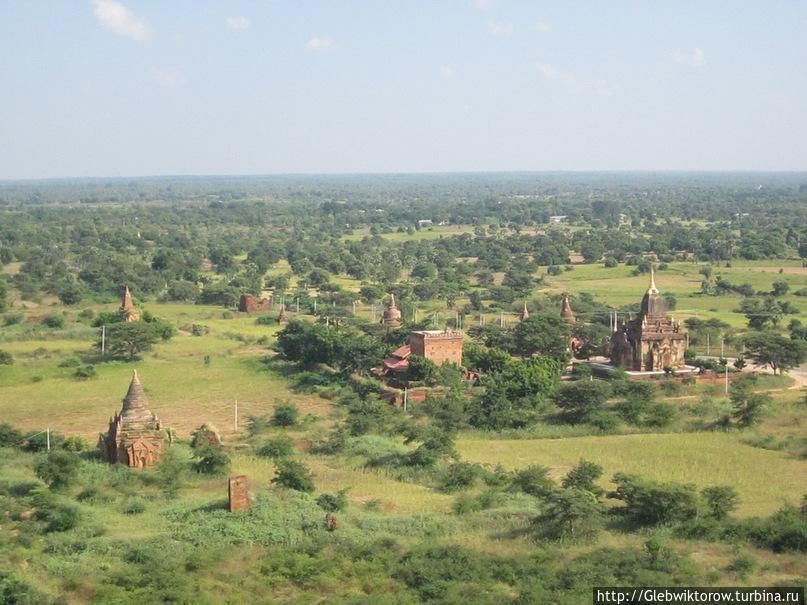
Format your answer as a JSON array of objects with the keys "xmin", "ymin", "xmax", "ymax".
[{"xmin": 1, "ymin": 0, "xmax": 806, "ymax": 179}]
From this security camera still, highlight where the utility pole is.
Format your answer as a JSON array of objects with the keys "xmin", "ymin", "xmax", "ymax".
[
  {"xmin": 706, "ymin": 333, "xmax": 710, "ymax": 356},
  {"xmin": 101, "ymin": 325, "xmax": 106, "ymax": 355},
  {"xmin": 500, "ymin": 312, "xmax": 504, "ymax": 328},
  {"xmin": 724, "ymin": 366, "xmax": 729, "ymax": 395},
  {"xmin": 403, "ymin": 387, "xmax": 408, "ymax": 412},
  {"xmin": 46, "ymin": 428, "xmax": 50, "ymax": 451}
]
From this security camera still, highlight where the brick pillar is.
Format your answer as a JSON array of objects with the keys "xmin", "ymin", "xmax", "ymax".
[{"xmin": 228, "ymin": 475, "xmax": 250, "ymax": 512}]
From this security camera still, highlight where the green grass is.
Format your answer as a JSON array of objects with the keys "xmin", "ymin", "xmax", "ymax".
[
  {"xmin": 341, "ymin": 225, "xmax": 476, "ymax": 242},
  {"xmin": 458, "ymin": 431, "xmax": 807, "ymax": 517}
]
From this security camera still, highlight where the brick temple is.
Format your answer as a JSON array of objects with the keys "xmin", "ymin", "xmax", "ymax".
[
  {"xmin": 119, "ymin": 285, "xmax": 141, "ymax": 322},
  {"xmin": 609, "ymin": 269, "xmax": 687, "ymax": 371},
  {"xmin": 99, "ymin": 371, "xmax": 165, "ymax": 468}
]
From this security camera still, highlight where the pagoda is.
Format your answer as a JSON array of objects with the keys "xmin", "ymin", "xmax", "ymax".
[
  {"xmin": 609, "ymin": 268, "xmax": 687, "ymax": 371},
  {"xmin": 560, "ymin": 293, "xmax": 576, "ymax": 324},
  {"xmin": 519, "ymin": 301, "xmax": 530, "ymax": 322},
  {"xmin": 99, "ymin": 371, "xmax": 165, "ymax": 468},
  {"xmin": 380, "ymin": 294, "xmax": 403, "ymax": 329},
  {"xmin": 119, "ymin": 285, "xmax": 141, "ymax": 322}
]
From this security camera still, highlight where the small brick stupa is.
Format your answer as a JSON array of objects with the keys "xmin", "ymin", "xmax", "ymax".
[
  {"xmin": 380, "ymin": 294, "xmax": 403, "ymax": 329},
  {"xmin": 560, "ymin": 293, "xmax": 576, "ymax": 324},
  {"xmin": 519, "ymin": 301, "xmax": 530, "ymax": 322},
  {"xmin": 99, "ymin": 371, "xmax": 164, "ymax": 468},
  {"xmin": 119, "ymin": 285, "xmax": 141, "ymax": 322}
]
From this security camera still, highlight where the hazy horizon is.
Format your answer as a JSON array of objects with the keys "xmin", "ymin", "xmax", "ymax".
[{"xmin": 2, "ymin": 1, "xmax": 806, "ymax": 179}]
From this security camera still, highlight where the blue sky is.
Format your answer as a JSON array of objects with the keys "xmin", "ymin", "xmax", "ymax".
[{"xmin": 1, "ymin": 1, "xmax": 806, "ymax": 179}]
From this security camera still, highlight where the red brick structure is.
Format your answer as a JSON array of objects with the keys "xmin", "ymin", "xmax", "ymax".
[
  {"xmin": 409, "ymin": 330, "xmax": 463, "ymax": 367},
  {"xmin": 119, "ymin": 285, "xmax": 141, "ymax": 322},
  {"xmin": 560, "ymin": 293, "xmax": 576, "ymax": 324},
  {"xmin": 380, "ymin": 294, "xmax": 402, "ymax": 329},
  {"xmin": 609, "ymin": 268, "xmax": 687, "ymax": 371},
  {"xmin": 238, "ymin": 294, "xmax": 271, "ymax": 313},
  {"xmin": 99, "ymin": 371, "xmax": 164, "ymax": 469},
  {"xmin": 228, "ymin": 475, "xmax": 251, "ymax": 512}
]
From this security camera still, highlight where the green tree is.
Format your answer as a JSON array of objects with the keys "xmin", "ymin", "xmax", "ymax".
[
  {"xmin": 191, "ymin": 445, "xmax": 230, "ymax": 475},
  {"xmin": 554, "ymin": 380, "xmax": 611, "ymax": 423},
  {"xmin": 561, "ymin": 459, "xmax": 604, "ymax": 496},
  {"xmin": 272, "ymin": 403, "xmax": 299, "ymax": 427},
  {"xmin": 742, "ymin": 332, "xmax": 807, "ymax": 375},
  {"xmin": 34, "ymin": 450, "xmax": 80, "ymax": 489},
  {"xmin": 101, "ymin": 322, "xmax": 163, "ymax": 361},
  {"xmin": 533, "ymin": 488, "xmax": 604, "ymax": 542},
  {"xmin": 272, "ymin": 459, "xmax": 315, "ymax": 492},
  {"xmin": 701, "ymin": 486, "xmax": 739, "ymax": 520},
  {"xmin": 512, "ymin": 314, "xmax": 571, "ymax": 360}
]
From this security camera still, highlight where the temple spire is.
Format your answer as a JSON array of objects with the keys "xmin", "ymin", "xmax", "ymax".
[
  {"xmin": 519, "ymin": 301, "xmax": 529, "ymax": 322},
  {"xmin": 647, "ymin": 265, "xmax": 659, "ymax": 294},
  {"xmin": 389, "ymin": 293, "xmax": 397, "ymax": 309},
  {"xmin": 122, "ymin": 370, "xmax": 149, "ymax": 414}
]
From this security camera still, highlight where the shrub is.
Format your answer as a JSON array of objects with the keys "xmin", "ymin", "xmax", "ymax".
[
  {"xmin": 533, "ymin": 488, "xmax": 604, "ymax": 542},
  {"xmin": 256, "ymin": 435, "xmax": 295, "ymax": 459},
  {"xmin": 562, "ymin": 459, "xmax": 604, "ymax": 496},
  {"xmin": 73, "ymin": 365, "xmax": 97, "ymax": 380},
  {"xmin": 3, "ymin": 313, "xmax": 24, "ymax": 326},
  {"xmin": 554, "ymin": 381, "xmax": 611, "ymax": 423},
  {"xmin": 31, "ymin": 489, "xmax": 81, "ymax": 532},
  {"xmin": 0, "ymin": 350, "xmax": 13, "ymax": 365},
  {"xmin": 191, "ymin": 445, "xmax": 230, "ymax": 475},
  {"xmin": 0, "ymin": 422, "xmax": 23, "ymax": 447},
  {"xmin": 439, "ymin": 462, "xmax": 482, "ymax": 492},
  {"xmin": 42, "ymin": 314, "xmax": 65, "ymax": 329},
  {"xmin": 701, "ymin": 486, "xmax": 740, "ymax": 520},
  {"xmin": 316, "ymin": 489, "xmax": 349, "ymax": 512},
  {"xmin": 453, "ymin": 490, "xmax": 501, "ymax": 514},
  {"xmin": 121, "ymin": 496, "xmax": 147, "ymax": 515},
  {"xmin": 272, "ymin": 403, "xmax": 299, "ymax": 427},
  {"xmin": 35, "ymin": 450, "xmax": 80, "ymax": 489},
  {"xmin": 272, "ymin": 459, "xmax": 315, "ymax": 493},
  {"xmin": 511, "ymin": 464, "xmax": 555, "ymax": 497},
  {"xmin": 255, "ymin": 315, "xmax": 274, "ymax": 325},
  {"xmin": 608, "ymin": 473, "xmax": 699, "ymax": 526}
]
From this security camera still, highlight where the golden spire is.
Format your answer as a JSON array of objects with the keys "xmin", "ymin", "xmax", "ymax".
[{"xmin": 647, "ymin": 265, "xmax": 659, "ymax": 294}]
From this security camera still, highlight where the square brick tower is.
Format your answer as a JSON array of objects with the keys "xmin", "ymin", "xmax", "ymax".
[{"xmin": 408, "ymin": 330, "xmax": 463, "ymax": 366}]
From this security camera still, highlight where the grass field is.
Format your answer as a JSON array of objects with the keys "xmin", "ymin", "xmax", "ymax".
[{"xmin": 458, "ymin": 431, "xmax": 807, "ymax": 517}]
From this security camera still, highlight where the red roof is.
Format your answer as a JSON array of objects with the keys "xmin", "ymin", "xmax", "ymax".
[
  {"xmin": 382, "ymin": 357, "xmax": 410, "ymax": 371},
  {"xmin": 390, "ymin": 345, "xmax": 411, "ymax": 360}
]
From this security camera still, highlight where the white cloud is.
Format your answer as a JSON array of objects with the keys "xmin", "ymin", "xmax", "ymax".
[
  {"xmin": 93, "ymin": 0, "xmax": 148, "ymax": 41},
  {"xmin": 439, "ymin": 66, "xmax": 456, "ymax": 79},
  {"xmin": 152, "ymin": 68, "xmax": 187, "ymax": 88},
  {"xmin": 538, "ymin": 63, "xmax": 558, "ymax": 79},
  {"xmin": 538, "ymin": 62, "xmax": 617, "ymax": 96},
  {"xmin": 472, "ymin": 0, "xmax": 494, "ymax": 10},
  {"xmin": 488, "ymin": 21, "xmax": 513, "ymax": 36},
  {"xmin": 306, "ymin": 37, "xmax": 334, "ymax": 51},
  {"xmin": 534, "ymin": 21, "xmax": 550, "ymax": 33},
  {"xmin": 225, "ymin": 16, "xmax": 251, "ymax": 30},
  {"xmin": 673, "ymin": 47, "xmax": 705, "ymax": 66}
]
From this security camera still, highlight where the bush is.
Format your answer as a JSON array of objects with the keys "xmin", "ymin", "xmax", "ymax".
[
  {"xmin": 562, "ymin": 459, "xmax": 604, "ymax": 496},
  {"xmin": 0, "ymin": 350, "xmax": 13, "ymax": 365},
  {"xmin": 272, "ymin": 403, "xmax": 299, "ymax": 427},
  {"xmin": 35, "ymin": 450, "xmax": 81, "ymax": 489},
  {"xmin": 453, "ymin": 490, "xmax": 502, "ymax": 514},
  {"xmin": 31, "ymin": 489, "xmax": 81, "ymax": 532},
  {"xmin": 511, "ymin": 464, "xmax": 555, "ymax": 497},
  {"xmin": 256, "ymin": 435, "xmax": 295, "ymax": 459},
  {"xmin": 608, "ymin": 473, "xmax": 699, "ymax": 526},
  {"xmin": 121, "ymin": 496, "xmax": 147, "ymax": 515},
  {"xmin": 533, "ymin": 488, "xmax": 604, "ymax": 542},
  {"xmin": 272, "ymin": 459, "xmax": 315, "ymax": 493},
  {"xmin": 316, "ymin": 489, "xmax": 348, "ymax": 512},
  {"xmin": 0, "ymin": 422, "xmax": 23, "ymax": 447},
  {"xmin": 255, "ymin": 315, "xmax": 274, "ymax": 325},
  {"xmin": 73, "ymin": 364, "xmax": 97, "ymax": 380},
  {"xmin": 191, "ymin": 445, "xmax": 230, "ymax": 475},
  {"xmin": 439, "ymin": 462, "xmax": 482, "ymax": 492},
  {"xmin": 554, "ymin": 381, "xmax": 611, "ymax": 423},
  {"xmin": 42, "ymin": 314, "xmax": 65, "ymax": 329}
]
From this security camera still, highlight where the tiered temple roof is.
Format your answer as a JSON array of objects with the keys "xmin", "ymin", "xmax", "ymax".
[{"xmin": 99, "ymin": 371, "xmax": 164, "ymax": 468}]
